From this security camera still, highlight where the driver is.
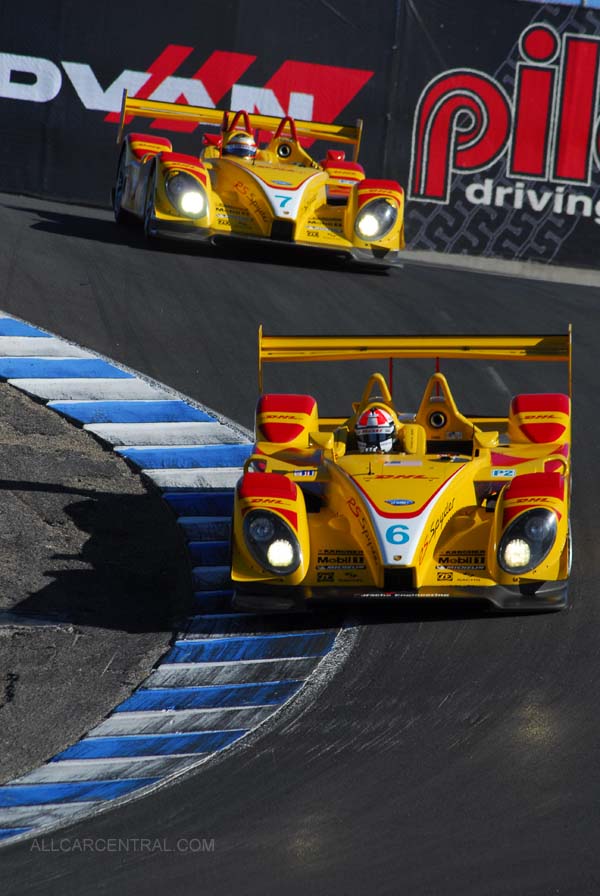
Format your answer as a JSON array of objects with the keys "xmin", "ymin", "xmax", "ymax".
[
  {"xmin": 222, "ymin": 131, "xmax": 257, "ymax": 160},
  {"xmin": 355, "ymin": 405, "xmax": 397, "ymax": 453}
]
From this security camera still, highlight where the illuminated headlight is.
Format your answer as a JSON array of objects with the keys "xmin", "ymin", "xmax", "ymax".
[
  {"xmin": 267, "ymin": 539, "xmax": 296, "ymax": 569},
  {"xmin": 498, "ymin": 508, "xmax": 557, "ymax": 574},
  {"xmin": 243, "ymin": 510, "xmax": 301, "ymax": 576},
  {"xmin": 354, "ymin": 198, "xmax": 397, "ymax": 242},
  {"xmin": 165, "ymin": 171, "xmax": 207, "ymax": 218}
]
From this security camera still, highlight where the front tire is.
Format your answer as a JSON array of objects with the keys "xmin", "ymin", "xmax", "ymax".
[{"xmin": 143, "ymin": 166, "xmax": 157, "ymax": 242}]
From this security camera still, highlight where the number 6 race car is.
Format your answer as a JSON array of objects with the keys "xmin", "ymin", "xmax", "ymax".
[
  {"xmin": 231, "ymin": 329, "xmax": 572, "ymax": 613},
  {"xmin": 112, "ymin": 91, "xmax": 405, "ymax": 266}
]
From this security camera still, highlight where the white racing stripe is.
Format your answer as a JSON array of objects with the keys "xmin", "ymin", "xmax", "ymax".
[
  {"xmin": 145, "ymin": 468, "xmax": 245, "ymax": 489},
  {"xmin": 89, "ymin": 706, "xmax": 276, "ymax": 737},
  {"xmin": 85, "ymin": 421, "xmax": 247, "ymax": 447},
  {"xmin": 11, "ymin": 378, "xmax": 175, "ymax": 401},
  {"xmin": 0, "ymin": 338, "xmax": 92, "ymax": 358},
  {"xmin": 14, "ymin": 756, "xmax": 204, "ymax": 785},
  {"xmin": 0, "ymin": 803, "xmax": 100, "ymax": 828}
]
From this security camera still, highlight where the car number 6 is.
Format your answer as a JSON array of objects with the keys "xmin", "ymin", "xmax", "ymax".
[{"xmin": 386, "ymin": 524, "xmax": 410, "ymax": 545}]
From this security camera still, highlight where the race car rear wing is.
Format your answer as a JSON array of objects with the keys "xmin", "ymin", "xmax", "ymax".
[
  {"xmin": 116, "ymin": 91, "xmax": 363, "ymax": 160},
  {"xmin": 257, "ymin": 327, "xmax": 572, "ymax": 395}
]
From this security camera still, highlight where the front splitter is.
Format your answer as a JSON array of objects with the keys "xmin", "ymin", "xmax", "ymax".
[{"xmin": 234, "ymin": 579, "xmax": 568, "ymax": 613}]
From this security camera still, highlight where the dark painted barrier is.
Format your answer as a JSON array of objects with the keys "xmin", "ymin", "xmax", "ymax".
[{"xmin": 2, "ymin": 0, "xmax": 600, "ymax": 267}]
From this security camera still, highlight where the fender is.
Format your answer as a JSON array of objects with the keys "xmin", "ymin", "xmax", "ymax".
[
  {"xmin": 489, "ymin": 471, "xmax": 568, "ymax": 582},
  {"xmin": 231, "ymin": 472, "xmax": 310, "ymax": 585}
]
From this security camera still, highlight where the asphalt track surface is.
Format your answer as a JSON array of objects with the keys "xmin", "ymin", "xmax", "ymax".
[{"xmin": 1, "ymin": 194, "xmax": 599, "ymax": 895}]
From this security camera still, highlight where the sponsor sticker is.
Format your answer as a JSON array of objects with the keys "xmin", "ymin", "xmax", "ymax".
[
  {"xmin": 316, "ymin": 549, "xmax": 366, "ymax": 571},
  {"xmin": 437, "ymin": 549, "xmax": 486, "ymax": 570},
  {"xmin": 385, "ymin": 498, "xmax": 414, "ymax": 506},
  {"xmin": 492, "ymin": 468, "xmax": 516, "ymax": 478}
]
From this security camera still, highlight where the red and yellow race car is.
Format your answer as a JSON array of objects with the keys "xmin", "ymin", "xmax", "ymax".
[
  {"xmin": 112, "ymin": 91, "xmax": 405, "ymax": 266},
  {"xmin": 231, "ymin": 330, "xmax": 572, "ymax": 613}
]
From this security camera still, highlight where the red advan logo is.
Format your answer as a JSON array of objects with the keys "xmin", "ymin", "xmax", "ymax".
[
  {"xmin": 0, "ymin": 45, "xmax": 372, "ymax": 131},
  {"xmin": 410, "ymin": 24, "xmax": 600, "ymax": 225}
]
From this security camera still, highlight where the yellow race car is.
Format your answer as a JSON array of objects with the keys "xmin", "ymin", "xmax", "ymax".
[
  {"xmin": 231, "ymin": 329, "xmax": 572, "ymax": 612},
  {"xmin": 112, "ymin": 92, "xmax": 405, "ymax": 266}
]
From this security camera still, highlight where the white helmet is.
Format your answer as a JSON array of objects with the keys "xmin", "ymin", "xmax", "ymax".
[{"xmin": 355, "ymin": 406, "xmax": 396, "ymax": 453}]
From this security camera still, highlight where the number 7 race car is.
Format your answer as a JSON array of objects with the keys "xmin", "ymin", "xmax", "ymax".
[
  {"xmin": 231, "ymin": 329, "xmax": 572, "ymax": 613},
  {"xmin": 112, "ymin": 91, "xmax": 405, "ymax": 266}
]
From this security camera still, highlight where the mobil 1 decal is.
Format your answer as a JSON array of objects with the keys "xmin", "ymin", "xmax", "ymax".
[{"xmin": 407, "ymin": 4, "xmax": 600, "ymax": 266}]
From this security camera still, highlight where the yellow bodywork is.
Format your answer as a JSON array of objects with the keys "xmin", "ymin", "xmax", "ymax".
[
  {"xmin": 112, "ymin": 92, "xmax": 405, "ymax": 264},
  {"xmin": 231, "ymin": 330, "xmax": 572, "ymax": 611}
]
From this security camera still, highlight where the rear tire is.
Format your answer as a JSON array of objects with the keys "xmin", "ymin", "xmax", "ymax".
[{"xmin": 113, "ymin": 148, "xmax": 132, "ymax": 226}]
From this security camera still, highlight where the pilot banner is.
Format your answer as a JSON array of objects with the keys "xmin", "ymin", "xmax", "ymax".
[
  {"xmin": 399, "ymin": 0, "xmax": 600, "ymax": 267},
  {"xmin": 2, "ymin": 0, "xmax": 600, "ymax": 267}
]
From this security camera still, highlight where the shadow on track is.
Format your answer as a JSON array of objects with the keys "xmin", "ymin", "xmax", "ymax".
[
  {"xmin": 1, "ymin": 480, "xmax": 189, "ymax": 634},
  {"xmin": 6, "ymin": 203, "xmax": 393, "ymax": 275}
]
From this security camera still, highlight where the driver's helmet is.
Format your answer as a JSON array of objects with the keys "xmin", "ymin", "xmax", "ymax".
[
  {"xmin": 355, "ymin": 406, "xmax": 396, "ymax": 453},
  {"xmin": 222, "ymin": 131, "xmax": 257, "ymax": 160}
]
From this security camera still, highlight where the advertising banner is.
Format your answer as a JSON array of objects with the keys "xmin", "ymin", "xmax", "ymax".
[
  {"xmin": 0, "ymin": 0, "xmax": 394, "ymax": 206},
  {"xmin": 2, "ymin": 0, "xmax": 600, "ymax": 267},
  {"xmin": 401, "ymin": 0, "xmax": 600, "ymax": 266}
]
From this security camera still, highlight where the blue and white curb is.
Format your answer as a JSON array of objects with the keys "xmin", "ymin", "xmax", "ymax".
[{"xmin": 0, "ymin": 314, "xmax": 342, "ymax": 844}]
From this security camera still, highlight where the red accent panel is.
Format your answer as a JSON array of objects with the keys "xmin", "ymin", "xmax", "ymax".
[
  {"xmin": 502, "ymin": 472, "xmax": 565, "ymax": 526},
  {"xmin": 510, "ymin": 393, "xmax": 570, "ymax": 443},
  {"xmin": 276, "ymin": 508, "xmax": 298, "ymax": 529},
  {"xmin": 203, "ymin": 133, "xmax": 223, "ymax": 148},
  {"xmin": 160, "ymin": 152, "xmax": 205, "ymax": 167},
  {"xmin": 544, "ymin": 443, "xmax": 569, "ymax": 472},
  {"xmin": 238, "ymin": 472, "xmax": 297, "ymax": 502},
  {"xmin": 525, "ymin": 423, "xmax": 563, "ymax": 442},
  {"xmin": 160, "ymin": 153, "xmax": 207, "ymax": 183},
  {"xmin": 127, "ymin": 134, "xmax": 173, "ymax": 159},
  {"xmin": 511, "ymin": 394, "xmax": 570, "ymax": 414},
  {"xmin": 323, "ymin": 161, "xmax": 365, "ymax": 175},
  {"xmin": 359, "ymin": 179, "xmax": 403, "ymax": 193},
  {"xmin": 490, "ymin": 452, "xmax": 529, "ymax": 466},
  {"xmin": 258, "ymin": 394, "xmax": 317, "ymax": 415},
  {"xmin": 505, "ymin": 472, "xmax": 565, "ymax": 502},
  {"xmin": 262, "ymin": 423, "xmax": 305, "ymax": 442},
  {"xmin": 128, "ymin": 133, "xmax": 172, "ymax": 147},
  {"xmin": 326, "ymin": 149, "xmax": 345, "ymax": 161}
]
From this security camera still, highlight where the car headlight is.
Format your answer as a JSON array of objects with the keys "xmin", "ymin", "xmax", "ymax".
[
  {"xmin": 498, "ymin": 508, "xmax": 557, "ymax": 574},
  {"xmin": 243, "ymin": 510, "xmax": 301, "ymax": 576},
  {"xmin": 354, "ymin": 198, "xmax": 398, "ymax": 241},
  {"xmin": 165, "ymin": 171, "xmax": 207, "ymax": 217}
]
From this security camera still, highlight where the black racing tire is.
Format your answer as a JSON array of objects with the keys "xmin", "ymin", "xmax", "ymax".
[
  {"xmin": 143, "ymin": 165, "xmax": 158, "ymax": 243},
  {"xmin": 113, "ymin": 147, "xmax": 133, "ymax": 226}
]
